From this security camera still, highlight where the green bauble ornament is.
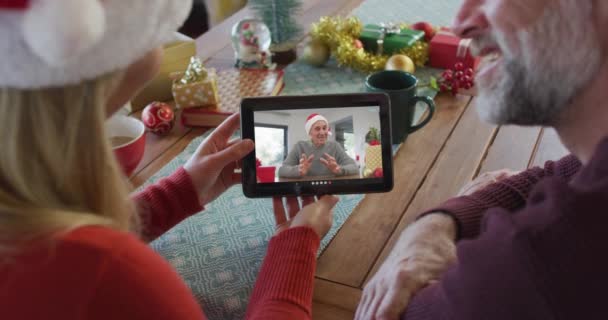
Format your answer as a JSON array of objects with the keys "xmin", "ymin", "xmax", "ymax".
[{"xmin": 302, "ymin": 41, "xmax": 330, "ymax": 67}]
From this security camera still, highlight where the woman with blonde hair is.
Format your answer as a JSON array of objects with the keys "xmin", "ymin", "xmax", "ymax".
[{"xmin": 0, "ymin": 1, "xmax": 337, "ymax": 319}]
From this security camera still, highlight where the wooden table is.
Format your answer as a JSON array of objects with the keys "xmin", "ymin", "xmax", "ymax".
[{"xmin": 130, "ymin": 1, "xmax": 569, "ymax": 318}]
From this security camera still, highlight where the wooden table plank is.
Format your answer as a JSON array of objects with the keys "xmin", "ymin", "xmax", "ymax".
[
  {"xmin": 530, "ymin": 127, "xmax": 569, "ymax": 167},
  {"xmin": 478, "ymin": 125, "xmax": 541, "ymax": 174},
  {"xmin": 312, "ymin": 301, "xmax": 355, "ymax": 320},
  {"xmin": 195, "ymin": 4, "xmax": 256, "ymax": 62},
  {"xmin": 313, "ymin": 279, "xmax": 362, "ymax": 311},
  {"xmin": 366, "ymin": 98, "xmax": 496, "ymax": 284},
  {"xmin": 130, "ymin": 128, "xmax": 207, "ymax": 188},
  {"xmin": 129, "ymin": 110, "xmax": 193, "ymax": 180},
  {"xmin": 315, "ymin": 94, "xmax": 472, "ymax": 287}
]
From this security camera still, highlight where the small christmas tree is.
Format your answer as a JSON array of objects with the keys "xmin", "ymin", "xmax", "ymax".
[
  {"xmin": 248, "ymin": 0, "xmax": 302, "ymax": 48},
  {"xmin": 365, "ymin": 127, "xmax": 380, "ymax": 144}
]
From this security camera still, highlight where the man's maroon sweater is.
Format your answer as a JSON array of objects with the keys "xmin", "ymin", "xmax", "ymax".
[{"xmin": 403, "ymin": 140, "xmax": 608, "ymax": 319}]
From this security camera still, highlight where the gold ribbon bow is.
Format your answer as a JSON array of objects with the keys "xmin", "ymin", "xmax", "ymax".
[{"xmin": 179, "ymin": 57, "xmax": 208, "ymax": 84}]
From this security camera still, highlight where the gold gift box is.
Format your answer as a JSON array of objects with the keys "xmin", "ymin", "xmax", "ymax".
[
  {"xmin": 130, "ymin": 39, "xmax": 197, "ymax": 111},
  {"xmin": 171, "ymin": 69, "xmax": 220, "ymax": 109},
  {"xmin": 364, "ymin": 145, "xmax": 383, "ymax": 173}
]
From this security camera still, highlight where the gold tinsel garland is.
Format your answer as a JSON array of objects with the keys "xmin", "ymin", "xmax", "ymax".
[{"xmin": 310, "ymin": 16, "xmax": 429, "ymax": 73}]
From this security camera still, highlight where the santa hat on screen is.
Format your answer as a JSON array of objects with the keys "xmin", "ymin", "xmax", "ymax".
[
  {"xmin": 305, "ymin": 113, "xmax": 332, "ymax": 136},
  {"xmin": 0, "ymin": 0, "xmax": 192, "ymax": 89}
]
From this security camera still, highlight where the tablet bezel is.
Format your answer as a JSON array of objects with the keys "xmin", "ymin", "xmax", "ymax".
[{"xmin": 241, "ymin": 93, "xmax": 393, "ymax": 198}]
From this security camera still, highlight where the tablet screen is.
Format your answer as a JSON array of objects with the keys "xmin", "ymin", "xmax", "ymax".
[{"xmin": 254, "ymin": 106, "xmax": 383, "ymax": 187}]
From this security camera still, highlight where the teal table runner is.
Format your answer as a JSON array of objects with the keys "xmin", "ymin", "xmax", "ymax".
[{"xmin": 148, "ymin": 0, "xmax": 461, "ymax": 319}]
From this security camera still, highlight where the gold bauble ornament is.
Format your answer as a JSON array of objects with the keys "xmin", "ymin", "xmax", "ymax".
[
  {"xmin": 302, "ymin": 41, "xmax": 330, "ymax": 67},
  {"xmin": 309, "ymin": 16, "xmax": 429, "ymax": 73},
  {"xmin": 385, "ymin": 54, "xmax": 416, "ymax": 73},
  {"xmin": 363, "ymin": 168, "xmax": 374, "ymax": 177}
]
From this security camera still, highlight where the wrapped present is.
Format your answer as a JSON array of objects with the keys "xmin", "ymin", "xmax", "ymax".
[
  {"xmin": 359, "ymin": 24, "xmax": 425, "ymax": 55},
  {"xmin": 131, "ymin": 38, "xmax": 196, "ymax": 111},
  {"xmin": 364, "ymin": 144, "xmax": 382, "ymax": 175},
  {"xmin": 171, "ymin": 57, "xmax": 220, "ymax": 109},
  {"xmin": 428, "ymin": 30, "xmax": 479, "ymax": 70}
]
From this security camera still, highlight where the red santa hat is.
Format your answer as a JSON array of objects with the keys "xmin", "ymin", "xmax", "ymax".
[
  {"xmin": 0, "ymin": 0, "xmax": 192, "ymax": 89},
  {"xmin": 305, "ymin": 113, "xmax": 332, "ymax": 136}
]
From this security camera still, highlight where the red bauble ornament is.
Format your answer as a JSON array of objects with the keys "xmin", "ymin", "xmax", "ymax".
[
  {"xmin": 354, "ymin": 39, "xmax": 364, "ymax": 49},
  {"xmin": 410, "ymin": 21, "xmax": 436, "ymax": 42},
  {"xmin": 142, "ymin": 102, "xmax": 175, "ymax": 136},
  {"xmin": 373, "ymin": 168, "xmax": 383, "ymax": 178}
]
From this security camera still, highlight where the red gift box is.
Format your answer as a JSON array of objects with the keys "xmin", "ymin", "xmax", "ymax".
[{"xmin": 429, "ymin": 30, "xmax": 479, "ymax": 70}]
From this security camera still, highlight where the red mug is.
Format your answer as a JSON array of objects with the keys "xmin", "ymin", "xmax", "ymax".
[
  {"xmin": 257, "ymin": 166, "xmax": 276, "ymax": 183},
  {"xmin": 106, "ymin": 115, "xmax": 146, "ymax": 177}
]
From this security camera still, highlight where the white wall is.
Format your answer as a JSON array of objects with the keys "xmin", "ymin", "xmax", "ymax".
[
  {"xmin": 287, "ymin": 115, "xmax": 306, "ymax": 147},
  {"xmin": 254, "ymin": 111, "xmax": 290, "ymax": 127}
]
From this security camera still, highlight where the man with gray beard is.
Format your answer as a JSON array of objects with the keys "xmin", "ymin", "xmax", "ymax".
[{"xmin": 355, "ymin": 1, "xmax": 608, "ymax": 319}]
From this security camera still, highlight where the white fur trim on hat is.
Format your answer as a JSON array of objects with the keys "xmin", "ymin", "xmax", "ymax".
[
  {"xmin": 23, "ymin": 0, "xmax": 106, "ymax": 67},
  {"xmin": 305, "ymin": 113, "xmax": 330, "ymax": 135},
  {"xmin": 0, "ymin": 0, "xmax": 192, "ymax": 89}
]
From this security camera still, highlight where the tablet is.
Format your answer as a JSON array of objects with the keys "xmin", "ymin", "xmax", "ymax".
[{"xmin": 240, "ymin": 93, "xmax": 393, "ymax": 197}]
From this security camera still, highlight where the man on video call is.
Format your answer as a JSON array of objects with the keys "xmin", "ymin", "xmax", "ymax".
[
  {"xmin": 278, "ymin": 113, "xmax": 358, "ymax": 178},
  {"xmin": 355, "ymin": 0, "xmax": 608, "ymax": 319}
]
